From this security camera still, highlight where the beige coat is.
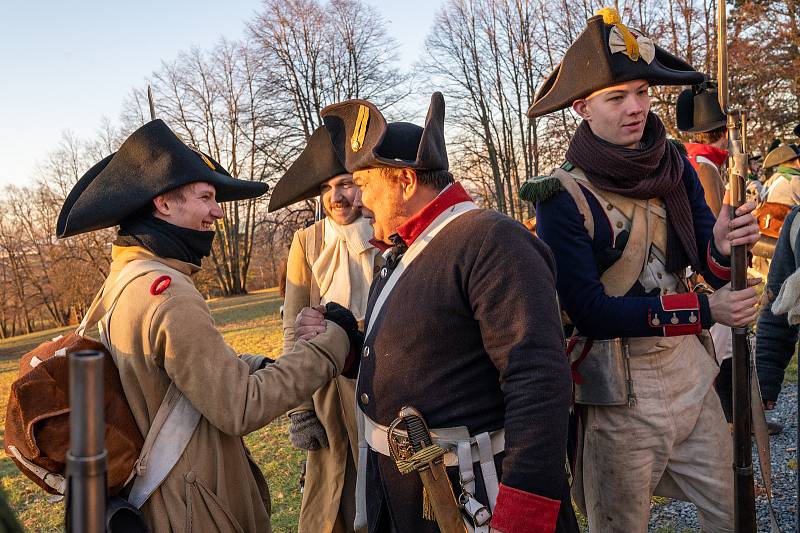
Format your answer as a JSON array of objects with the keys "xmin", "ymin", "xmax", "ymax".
[
  {"xmin": 282, "ymin": 221, "xmax": 376, "ymax": 533},
  {"xmin": 106, "ymin": 246, "xmax": 349, "ymax": 533}
]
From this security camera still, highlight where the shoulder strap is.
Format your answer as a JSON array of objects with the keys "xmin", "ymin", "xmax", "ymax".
[
  {"xmin": 79, "ymin": 259, "xmax": 202, "ymax": 508},
  {"xmin": 127, "ymin": 383, "xmax": 201, "ymax": 508},
  {"xmin": 553, "ymin": 168, "xmax": 595, "ymax": 239},
  {"xmin": 305, "ymin": 221, "xmax": 324, "ymax": 306},
  {"xmin": 77, "ymin": 260, "xmax": 174, "ymax": 337}
]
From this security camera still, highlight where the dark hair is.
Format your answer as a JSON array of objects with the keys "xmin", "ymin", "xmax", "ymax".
[
  {"xmin": 415, "ymin": 169, "xmax": 454, "ymax": 191},
  {"xmin": 693, "ymin": 125, "xmax": 727, "ymax": 145}
]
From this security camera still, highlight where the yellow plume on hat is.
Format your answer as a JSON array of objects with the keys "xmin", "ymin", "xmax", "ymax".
[{"xmin": 597, "ymin": 7, "xmax": 640, "ymax": 61}]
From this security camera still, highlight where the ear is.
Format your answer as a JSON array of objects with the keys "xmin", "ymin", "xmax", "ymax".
[
  {"xmin": 152, "ymin": 194, "xmax": 171, "ymax": 217},
  {"xmin": 572, "ymin": 99, "xmax": 591, "ymax": 121},
  {"xmin": 399, "ymin": 168, "xmax": 418, "ymax": 199}
]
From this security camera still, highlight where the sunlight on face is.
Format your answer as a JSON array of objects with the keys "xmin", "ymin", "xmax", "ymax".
[
  {"xmin": 352, "ymin": 168, "xmax": 405, "ymax": 243},
  {"xmin": 154, "ymin": 181, "xmax": 224, "ymax": 231},
  {"xmin": 320, "ymin": 173, "xmax": 360, "ymax": 225},
  {"xmin": 573, "ymin": 80, "xmax": 651, "ymax": 148}
]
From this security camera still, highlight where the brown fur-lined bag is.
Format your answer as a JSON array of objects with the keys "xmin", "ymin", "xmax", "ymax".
[{"xmin": 3, "ymin": 262, "xmax": 161, "ymax": 496}]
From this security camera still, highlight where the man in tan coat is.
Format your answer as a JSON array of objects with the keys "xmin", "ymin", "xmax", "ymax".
[
  {"xmin": 268, "ymin": 126, "xmax": 378, "ymax": 533},
  {"xmin": 56, "ymin": 119, "xmax": 358, "ymax": 533}
]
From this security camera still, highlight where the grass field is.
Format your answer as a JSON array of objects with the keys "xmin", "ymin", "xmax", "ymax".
[
  {"xmin": 0, "ymin": 289, "xmax": 305, "ymax": 533},
  {"xmin": 1, "ymin": 289, "xmax": 797, "ymax": 532}
]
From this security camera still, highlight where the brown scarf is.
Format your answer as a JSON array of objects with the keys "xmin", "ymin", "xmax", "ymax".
[{"xmin": 566, "ymin": 112, "xmax": 699, "ymax": 273}]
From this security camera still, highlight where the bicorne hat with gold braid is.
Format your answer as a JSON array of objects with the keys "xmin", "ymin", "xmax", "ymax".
[
  {"xmin": 320, "ymin": 92, "xmax": 448, "ymax": 173},
  {"xmin": 527, "ymin": 8, "xmax": 704, "ymax": 118}
]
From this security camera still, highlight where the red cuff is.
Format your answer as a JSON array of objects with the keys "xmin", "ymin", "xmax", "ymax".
[
  {"xmin": 707, "ymin": 241, "xmax": 731, "ymax": 281},
  {"xmin": 650, "ymin": 293, "xmax": 702, "ymax": 336},
  {"xmin": 490, "ymin": 484, "xmax": 560, "ymax": 533}
]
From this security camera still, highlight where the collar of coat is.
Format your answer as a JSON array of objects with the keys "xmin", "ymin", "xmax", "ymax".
[
  {"xmin": 395, "ymin": 181, "xmax": 473, "ymax": 246},
  {"xmin": 111, "ymin": 245, "xmax": 201, "ymax": 276},
  {"xmin": 685, "ymin": 143, "xmax": 728, "ymax": 169}
]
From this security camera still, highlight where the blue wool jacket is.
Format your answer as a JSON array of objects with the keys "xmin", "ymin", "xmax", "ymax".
[
  {"xmin": 755, "ymin": 206, "xmax": 800, "ymax": 402},
  {"xmin": 536, "ymin": 157, "xmax": 730, "ymax": 340}
]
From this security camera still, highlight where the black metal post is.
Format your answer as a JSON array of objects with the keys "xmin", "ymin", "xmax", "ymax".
[{"xmin": 66, "ymin": 350, "xmax": 106, "ymax": 533}]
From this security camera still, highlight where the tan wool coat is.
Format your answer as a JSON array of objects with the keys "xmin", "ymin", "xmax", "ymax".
[
  {"xmin": 282, "ymin": 221, "xmax": 376, "ymax": 533},
  {"xmin": 105, "ymin": 246, "xmax": 349, "ymax": 533}
]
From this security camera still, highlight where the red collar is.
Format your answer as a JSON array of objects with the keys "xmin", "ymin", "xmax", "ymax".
[
  {"xmin": 396, "ymin": 182, "xmax": 473, "ymax": 246},
  {"xmin": 369, "ymin": 238, "xmax": 391, "ymax": 252},
  {"xmin": 685, "ymin": 143, "xmax": 728, "ymax": 169}
]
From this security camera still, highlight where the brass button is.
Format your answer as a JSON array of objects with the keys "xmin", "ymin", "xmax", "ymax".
[
  {"xmin": 657, "ymin": 272, "xmax": 663, "ymax": 279},
  {"xmin": 360, "ymin": 393, "xmax": 369, "ymax": 405},
  {"xmin": 362, "ymin": 346, "xmax": 370, "ymax": 358},
  {"xmin": 606, "ymin": 204, "xmax": 614, "ymax": 211},
  {"xmin": 616, "ymin": 221, "xmax": 624, "ymax": 229},
  {"xmin": 185, "ymin": 471, "xmax": 196, "ymax": 483}
]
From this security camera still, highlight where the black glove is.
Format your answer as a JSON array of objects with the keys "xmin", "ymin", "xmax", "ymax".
[
  {"xmin": 289, "ymin": 410, "xmax": 328, "ymax": 450},
  {"xmin": 324, "ymin": 301, "xmax": 363, "ymax": 353}
]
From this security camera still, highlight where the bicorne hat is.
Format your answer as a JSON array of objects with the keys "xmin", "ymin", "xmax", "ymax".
[
  {"xmin": 268, "ymin": 126, "xmax": 348, "ymax": 212},
  {"xmin": 57, "ymin": 119, "xmax": 268, "ymax": 238},
  {"xmin": 676, "ymin": 81, "xmax": 727, "ymax": 133},
  {"xmin": 527, "ymin": 8, "xmax": 704, "ymax": 118},
  {"xmin": 764, "ymin": 144, "xmax": 800, "ymax": 169},
  {"xmin": 320, "ymin": 92, "xmax": 448, "ymax": 173}
]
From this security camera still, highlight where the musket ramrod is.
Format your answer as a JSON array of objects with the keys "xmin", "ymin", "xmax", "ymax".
[{"xmin": 717, "ymin": 1, "xmax": 757, "ymax": 531}]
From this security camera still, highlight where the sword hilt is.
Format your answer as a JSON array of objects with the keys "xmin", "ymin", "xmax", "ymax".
[{"xmin": 399, "ymin": 406, "xmax": 433, "ymax": 452}]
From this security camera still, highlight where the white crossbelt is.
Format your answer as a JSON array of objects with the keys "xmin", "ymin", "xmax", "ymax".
[{"xmin": 363, "ymin": 413, "xmax": 503, "ymax": 532}]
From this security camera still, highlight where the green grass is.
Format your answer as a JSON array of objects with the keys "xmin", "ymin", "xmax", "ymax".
[{"xmin": 0, "ymin": 288, "xmax": 303, "ymax": 532}]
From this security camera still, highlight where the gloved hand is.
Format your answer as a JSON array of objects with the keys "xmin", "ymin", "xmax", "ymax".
[
  {"xmin": 289, "ymin": 410, "xmax": 328, "ymax": 450},
  {"xmin": 323, "ymin": 302, "xmax": 364, "ymax": 375}
]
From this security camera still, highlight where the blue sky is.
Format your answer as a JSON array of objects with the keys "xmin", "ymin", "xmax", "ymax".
[{"xmin": 0, "ymin": 0, "xmax": 441, "ymax": 187}]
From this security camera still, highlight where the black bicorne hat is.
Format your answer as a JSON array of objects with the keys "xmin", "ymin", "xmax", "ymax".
[
  {"xmin": 676, "ymin": 81, "xmax": 727, "ymax": 133},
  {"xmin": 268, "ymin": 126, "xmax": 349, "ymax": 212},
  {"xmin": 527, "ymin": 8, "xmax": 705, "ymax": 118},
  {"xmin": 57, "ymin": 119, "xmax": 268, "ymax": 238},
  {"xmin": 320, "ymin": 92, "xmax": 448, "ymax": 173}
]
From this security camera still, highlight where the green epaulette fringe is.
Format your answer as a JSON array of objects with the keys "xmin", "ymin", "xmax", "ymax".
[{"xmin": 519, "ymin": 174, "xmax": 564, "ymax": 204}]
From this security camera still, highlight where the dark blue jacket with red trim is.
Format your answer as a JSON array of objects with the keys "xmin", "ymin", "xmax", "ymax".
[{"xmin": 536, "ymin": 157, "xmax": 730, "ymax": 339}]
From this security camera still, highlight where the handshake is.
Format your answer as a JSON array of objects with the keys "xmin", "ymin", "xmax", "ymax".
[{"xmin": 289, "ymin": 302, "xmax": 362, "ymax": 451}]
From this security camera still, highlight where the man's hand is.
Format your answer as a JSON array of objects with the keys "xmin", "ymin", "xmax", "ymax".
[
  {"xmin": 712, "ymin": 194, "xmax": 759, "ymax": 256},
  {"xmin": 708, "ymin": 278, "xmax": 761, "ymax": 327},
  {"xmin": 289, "ymin": 410, "xmax": 329, "ymax": 450},
  {"xmin": 764, "ymin": 400, "xmax": 776, "ymax": 411},
  {"xmin": 295, "ymin": 306, "xmax": 326, "ymax": 341}
]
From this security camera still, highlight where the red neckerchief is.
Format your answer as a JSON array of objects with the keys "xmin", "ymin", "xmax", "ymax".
[
  {"xmin": 395, "ymin": 182, "xmax": 473, "ymax": 246},
  {"xmin": 685, "ymin": 143, "xmax": 728, "ymax": 170}
]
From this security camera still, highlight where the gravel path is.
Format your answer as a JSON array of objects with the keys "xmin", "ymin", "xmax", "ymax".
[{"xmin": 648, "ymin": 384, "xmax": 798, "ymax": 532}]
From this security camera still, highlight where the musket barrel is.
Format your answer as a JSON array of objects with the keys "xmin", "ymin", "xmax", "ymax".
[
  {"xmin": 717, "ymin": 1, "xmax": 757, "ymax": 530},
  {"xmin": 66, "ymin": 350, "xmax": 106, "ymax": 533}
]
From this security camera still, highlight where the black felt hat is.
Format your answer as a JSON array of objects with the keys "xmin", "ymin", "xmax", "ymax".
[
  {"xmin": 676, "ymin": 81, "xmax": 727, "ymax": 133},
  {"xmin": 320, "ymin": 92, "xmax": 448, "ymax": 173},
  {"xmin": 268, "ymin": 126, "xmax": 348, "ymax": 212},
  {"xmin": 527, "ymin": 8, "xmax": 705, "ymax": 118},
  {"xmin": 57, "ymin": 119, "xmax": 268, "ymax": 238}
]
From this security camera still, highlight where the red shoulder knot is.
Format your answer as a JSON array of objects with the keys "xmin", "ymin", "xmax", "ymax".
[{"xmin": 150, "ymin": 275, "xmax": 172, "ymax": 295}]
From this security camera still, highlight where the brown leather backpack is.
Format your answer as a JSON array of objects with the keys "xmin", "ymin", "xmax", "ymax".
[{"xmin": 3, "ymin": 262, "xmax": 161, "ymax": 496}]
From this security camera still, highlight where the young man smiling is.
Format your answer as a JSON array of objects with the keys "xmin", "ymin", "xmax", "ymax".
[
  {"xmin": 268, "ymin": 126, "xmax": 379, "ymax": 533},
  {"xmin": 306, "ymin": 93, "xmax": 577, "ymax": 533},
  {"xmin": 523, "ymin": 9, "xmax": 761, "ymax": 533},
  {"xmin": 57, "ymin": 119, "xmax": 358, "ymax": 533}
]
